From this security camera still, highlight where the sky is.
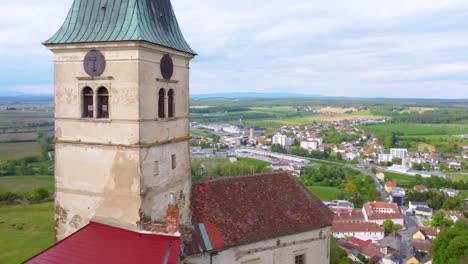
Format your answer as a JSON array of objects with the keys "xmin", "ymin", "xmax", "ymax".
[{"xmin": 1, "ymin": 0, "xmax": 468, "ymax": 98}]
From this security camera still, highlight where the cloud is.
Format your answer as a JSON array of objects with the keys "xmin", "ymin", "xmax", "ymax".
[{"xmin": 0, "ymin": 0, "xmax": 467, "ymax": 98}]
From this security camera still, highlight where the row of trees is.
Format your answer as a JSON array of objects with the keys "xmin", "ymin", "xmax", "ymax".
[
  {"xmin": 406, "ymin": 190, "xmax": 465, "ymax": 211},
  {"xmin": 190, "ymin": 158, "xmax": 272, "ymax": 181},
  {"xmin": 0, "ymin": 187, "xmax": 50, "ymax": 203}
]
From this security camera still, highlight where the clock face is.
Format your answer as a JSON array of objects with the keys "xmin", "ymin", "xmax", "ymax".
[
  {"xmin": 160, "ymin": 54, "xmax": 174, "ymax": 80},
  {"xmin": 84, "ymin": 50, "xmax": 106, "ymax": 77}
]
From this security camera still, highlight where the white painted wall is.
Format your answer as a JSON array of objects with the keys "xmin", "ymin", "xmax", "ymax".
[{"xmin": 185, "ymin": 227, "xmax": 331, "ymax": 264}]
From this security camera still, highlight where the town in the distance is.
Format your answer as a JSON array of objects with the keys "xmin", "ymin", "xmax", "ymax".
[{"xmin": 1, "ymin": 95, "xmax": 466, "ymax": 264}]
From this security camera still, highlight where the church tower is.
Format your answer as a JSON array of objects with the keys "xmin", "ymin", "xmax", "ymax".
[{"xmin": 45, "ymin": 0, "xmax": 196, "ymax": 240}]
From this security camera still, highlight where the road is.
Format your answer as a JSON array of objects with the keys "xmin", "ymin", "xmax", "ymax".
[{"xmin": 237, "ymin": 148, "xmax": 388, "ymax": 202}]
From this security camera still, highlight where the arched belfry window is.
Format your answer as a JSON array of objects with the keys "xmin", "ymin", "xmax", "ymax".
[
  {"xmin": 82, "ymin": 87, "xmax": 94, "ymax": 118},
  {"xmin": 97, "ymin": 87, "xmax": 109, "ymax": 119},
  {"xmin": 168, "ymin": 89, "xmax": 175, "ymax": 118},
  {"xmin": 158, "ymin": 88, "xmax": 166, "ymax": 118}
]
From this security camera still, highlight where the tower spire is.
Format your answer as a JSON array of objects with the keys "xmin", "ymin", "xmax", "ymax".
[{"xmin": 45, "ymin": 0, "xmax": 196, "ymax": 55}]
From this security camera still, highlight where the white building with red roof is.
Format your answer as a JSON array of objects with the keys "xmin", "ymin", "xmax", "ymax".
[
  {"xmin": 362, "ymin": 201, "xmax": 404, "ymax": 226},
  {"xmin": 332, "ymin": 222, "xmax": 384, "ymax": 241}
]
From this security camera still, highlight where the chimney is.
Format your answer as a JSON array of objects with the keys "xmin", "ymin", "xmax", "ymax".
[{"xmin": 166, "ymin": 192, "xmax": 179, "ymax": 234}]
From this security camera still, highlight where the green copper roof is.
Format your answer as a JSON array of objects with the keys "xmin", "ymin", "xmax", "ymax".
[{"xmin": 45, "ymin": 0, "xmax": 196, "ymax": 55}]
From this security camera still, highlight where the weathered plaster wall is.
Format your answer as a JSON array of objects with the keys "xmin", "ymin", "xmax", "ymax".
[
  {"xmin": 54, "ymin": 144, "xmax": 141, "ymax": 240},
  {"xmin": 139, "ymin": 141, "xmax": 192, "ymax": 224},
  {"xmin": 185, "ymin": 227, "xmax": 331, "ymax": 264}
]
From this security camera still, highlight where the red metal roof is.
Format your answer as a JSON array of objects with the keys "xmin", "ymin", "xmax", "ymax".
[
  {"xmin": 25, "ymin": 222, "xmax": 180, "ymax": 264},
  {"xmin": 190, "ymin": 172, "xmax": 333, "ymax": 253}
]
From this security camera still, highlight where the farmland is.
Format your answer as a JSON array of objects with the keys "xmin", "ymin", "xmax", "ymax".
[
  {"xmin": 0, "ymin": 203, "xmax": 54, "ymax": 264},
  {"xmin": 0, "ymin": 176, "xmax": 54, "ymax": 193},
  {"xmin": 364, "ymin": 123, "xmax": 468, "ymax": 136},
  {"xmin": 0, "ymin": 142, "xmax": 41, "ymax": 161}
]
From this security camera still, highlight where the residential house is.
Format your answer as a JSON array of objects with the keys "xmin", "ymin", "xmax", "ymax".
[
  {"xmin": 376, "ymin": 171, "xmax": 385, "ymax": 181},
  {"xmin": 414, "ymin": 207, "xmax": 433, "ymax": 220},
  {"xmin": 385, "ymin": 181, "xmax": 398, "ymax": 193},
  {"xmin": 436, "ymin": 210, "xmax": 466, "ymax": 222},
  {"xmin": 382, "ymin": 254, "xmax": 404, "ymax": 264},
  {"xmin": 379, "ymin": 232, "xmax": 402, "ymax": 255},
  {"xmin": 324, "ymin": 200, "xmax": 354, "ymax": 211},
  {"xmin": 409, "ymin": 201, "xmax": 429, "ymax": 211},
  {"xmin": 411, "ymin": 239, "xmax": 432, "ymax": 253},
  {"xmin": 331, "ymin": 222, "xmax": 384, "ymax": 241},
  {"xmin": 414, "ymin": 185, "xmax": 428, "ymax": 192},
  {"xmin": 440, "ymin": 188, "xmax": 460, "ymax": 197}
]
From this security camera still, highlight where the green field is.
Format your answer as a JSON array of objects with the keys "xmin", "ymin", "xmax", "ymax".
[
  {"xmin": 447, "ymin": 173, "xmax": 468, "ymax": 182},
  {"xmin": 384, "ymin": 171, "xmax": 413, "ymax": 187},
  {"xmin": 250, "ymin": 106, "xmax": 294, "ymax": 113},
  {"xmin": 237, "ymin": 157, "xmax": 271, "ymax": 168},
  {"xmin": 365, "ymin": 123, "xmax": 468, "ymax": 136},
  {"xmin": 0, "ymin": 203, "xmax": 54, "ymax": 264},
  {"xmin": 307, "ymin": 186, "xmax": 338, "ymax": 200},
  {"xmin": 351, "ymin": 110, "xmax": 373, "ymax": 116},
  {"xmin": 0, "ymin": 142, "xmax": 41, "ymax": 161},
  {"xmin": 191, "ymin": 129, "xmax": 219, "ymax": 139},
  {"xmin": 0, "ymin": 176, "xmax": 54, "ymax": 193}
]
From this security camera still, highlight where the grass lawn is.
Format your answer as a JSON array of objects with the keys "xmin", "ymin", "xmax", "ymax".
[
  {"xmin": 0, "ymin": 142, "xmax": 41, "ymax": 161},
  {"xmin": 237, "ymin": 157, "xmax": 271, "ymax": 169},
  {"xmin": 0, "ymin": 203, "xmax": 55, "ymax": 264},
  {"xmin": 384, "ymin": 171, "xmax": 413, "ymax": 187},
  {"xmin": 0, "ymin": 176, "xmax": 54, "ymax": 193},
  {"xmin": 190, "ymin": 129, "xmax": 219, "ymax": 139},
  {"xmin": 307, "ymin": 186, "xmax": 338, "ymax": 200},
  {"xmin": 447, "ymin": 173, "xmax": 468, "ymax": 182},
  {"xmin": 460, "ymin": 190, "xmax": 468, "ymax": 199},
  {"xmin": 364, "ymin": 123, "xmax": 468, "ymax": 136}
]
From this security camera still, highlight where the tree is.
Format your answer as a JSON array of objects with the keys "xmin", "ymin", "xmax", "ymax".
[
  {"xmin": 431, "ymin": 211, "xmax": 454, "ymax": 228},
  {"xmin": 383, "ymin": 219, "xmax": 398, "ymax": 235},
  {"xmin": 431, "ymin": 220, "xmax": 468, "ymax": 264},
  {"xmin": 344, "ymin": 182, "xmax": 358, "ymax": 195},
  {"xmin": 330, "ymin": 237, "xmax": 354, "ymax": 264}
]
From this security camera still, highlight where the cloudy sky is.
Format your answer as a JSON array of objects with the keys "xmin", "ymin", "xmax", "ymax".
[{"xmin": 2, "ymin": 0, "xmax": 468, "ymax": 98}]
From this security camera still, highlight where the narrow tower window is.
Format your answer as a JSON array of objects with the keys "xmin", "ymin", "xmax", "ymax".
[
  {"xmin": 168, "ymin": 89, "xmax": 175, "ymax": 118},
  {"xmin": 82, "ymin": 87, "xmax": 94, "ymax": 118},
  {"xmin": 158, "ymin": 88, "xmax": 166, "ymax": 118},
  {"xmin": 97, "ymin": 87, "xmax": 109, "ymax": 119},
  {"xmin": 171, "ymin": 154, "xmax": 176, "ymax": 169}
]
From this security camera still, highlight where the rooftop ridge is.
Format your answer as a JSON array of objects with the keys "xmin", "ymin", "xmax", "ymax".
[{"xmin": 193, "ymin": 171, "xmax": 294, "ymax": 185}]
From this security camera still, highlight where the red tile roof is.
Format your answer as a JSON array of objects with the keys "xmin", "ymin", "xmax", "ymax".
[
  {"xmin": 363, "ymin": 201, "xmax": 404, "ymax": 221},
  {"xmin": 25, "ymin": 222, "xmax": 180, "ymax": 264},
  {"xmin": 385, "ymin": 181, "xmax": 397, "ymax": 188},
  {"xmin": 414, "ymin": 185, "xmax": 428, "ymax": 191},
  {"xmin": 348, "ymin": 237, "xmax": 372, "ymax": 248},
  {"xmin": 333, "ymin": 209, "xmax": 365, "ymax": 223},
  {"xmin": 332, "ymin": 222, "xmax": 384, "ymax": 233},
  {"xmin": 411, "ymin": 239, "xmax": 432, "ymax": 252},
  {"xmin": 190, "ymin": 172, "xmax": 333, "ymax": 252}
]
